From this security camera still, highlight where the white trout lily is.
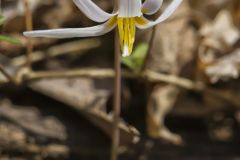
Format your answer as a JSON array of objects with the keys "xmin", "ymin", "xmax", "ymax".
[{"xmin": 24, "ymin": 0, "xmax": 182, "ymax": 57}]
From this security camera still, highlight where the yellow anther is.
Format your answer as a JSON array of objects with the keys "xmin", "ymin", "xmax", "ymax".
[
  {"xmin": 107, "ymin": 16, "xmax": 117, "ymax": 28},
  {"xmin": 134, "ymin": 16, "xmax": 147, "ymax": 26}
]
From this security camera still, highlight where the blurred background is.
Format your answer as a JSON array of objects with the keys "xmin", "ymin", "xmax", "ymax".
[{"xmin": 0, "ymin": 0, "xmax": 240, "ymax": 159}]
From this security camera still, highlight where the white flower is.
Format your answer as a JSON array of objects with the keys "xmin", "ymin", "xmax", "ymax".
[{"xmin": 24, "ymin": 0, "xmax": 182, "ymax": 57}]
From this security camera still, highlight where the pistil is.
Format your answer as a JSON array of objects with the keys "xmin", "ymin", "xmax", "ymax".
[{"xmin": 117, "ymin": 18, "xmax": 136, "ymax": 57}]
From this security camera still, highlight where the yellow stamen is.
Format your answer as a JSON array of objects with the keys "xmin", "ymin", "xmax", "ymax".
[{"xmin": 117, "ymin": 17, "xmax": 136, "ymax": 56}]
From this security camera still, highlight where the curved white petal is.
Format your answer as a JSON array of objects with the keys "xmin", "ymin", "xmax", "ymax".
[
  {"xmin": 118, "ymin": 0, "xmax": 142, "ymax": 18},
  {"xmin": 73, "ymin": 0, "xmax": 116, "ymax": 22},
  {"xmin": 136, "ymin": 0, "xmax": 183, "ymax": 29},
  {"xmin": 142, "ymin": 0, "xmax": 163, "ymax": 15},
  {"xmin": 24, "ymin": 17, "xmax": 117, "ymax": 38}
]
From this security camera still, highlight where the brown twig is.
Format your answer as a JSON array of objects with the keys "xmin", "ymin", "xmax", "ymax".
[
  {"xmin": 111, "ymin": 28, "xmax": 121, "ymax": 160},
  {"xmin": 0, "ymin": 64, "xmax": 15, "ymax": 83},
  {"xmin": 23, "ymin": 0, "xmax": 33, "ymax": 68},
  {"xmin": 143, "ymin": 70, "xmax": 204, "ymax": 91},
  {"xmin": 0, "ymin": 67, "xmax": 199, "ymax": 89},
  {"xmin": 12, "ymin": 39, "xmax": 101, "ymax": 66},
  {"xmin": 26, "ymin": 68, "xmax": 118, "ymax": 80},
  {"xmin": 1, "ymin": 65, "xmax": 240, "ymax": 109}
]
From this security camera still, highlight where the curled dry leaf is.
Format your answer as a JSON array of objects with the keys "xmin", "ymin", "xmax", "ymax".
[
  {"xmin": 199, "ymin": 10, "xmax": 239, "ymax": 53},
  {"xmin": 0, "ymin": 100, "xmax": 67, "ymax": 141},
  {"xmin": 206, "ymin": 49, "xmax": 240, "ymax": 83},
  {"xmin": 198, "ymin": 10, "xmax": 240, "ymax": 83},
  {"xmin": 29, "ymin": 78, "xmax": 140, "ymax": 146}
]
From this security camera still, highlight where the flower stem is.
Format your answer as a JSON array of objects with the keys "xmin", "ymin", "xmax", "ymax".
[
  {"xmin": 111, "ymin": 29, "xmax": 121, "ymax": 160},
  {"xmin": 141, "ymin": 26, "xmax": 156, "ymax": 71}
]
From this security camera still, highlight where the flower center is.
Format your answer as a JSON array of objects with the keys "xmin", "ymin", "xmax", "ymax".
[{"xmin": 117, "ymin": 17, "xmax": 136, "ymax": 57}]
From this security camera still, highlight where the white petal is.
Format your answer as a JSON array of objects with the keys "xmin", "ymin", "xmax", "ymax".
[
  {"xmin": 142, "ymin": 0, "xmax": 163, "ymax": 15},
  {"xmin": 23, "ymin": 18, "xmax": 117, "ymax": 38},
  {"xmin": 73, "ymin": 0, "xmax": 116, "ymax": 22},
  {"xmin": 136, "ymin": 0, "xmax": 183, "ymax": 29},
  {"xmin": 118, "ymin": 0, "xmax": 142, "ymax": 18}
]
